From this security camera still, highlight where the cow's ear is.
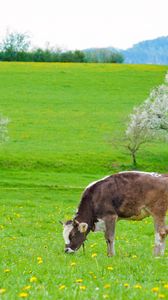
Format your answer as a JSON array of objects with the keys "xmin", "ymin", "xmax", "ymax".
[{"xmin": 78, "ymin": 222, "xmax": 88, "ymax": 233}]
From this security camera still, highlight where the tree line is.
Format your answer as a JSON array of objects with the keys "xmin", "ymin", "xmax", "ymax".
[{"xmin": 0, "ymin": 31, "xmax": 124, "ymax": 63}]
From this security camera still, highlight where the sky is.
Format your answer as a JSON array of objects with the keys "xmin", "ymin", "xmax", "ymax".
[{"xmin": 0, "ymin": 0, "xmax": 168, "ymax": 50}]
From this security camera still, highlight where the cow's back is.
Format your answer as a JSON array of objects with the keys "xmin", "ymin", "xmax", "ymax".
[{"xmin": 85, "ymin": 172, "xmax": 168, "ymax": 220}]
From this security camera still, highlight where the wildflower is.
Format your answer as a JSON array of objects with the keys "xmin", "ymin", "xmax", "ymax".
[
  {"xmin": 4, "ymin": 268, "xmax": 10, "ymax": 273},
  {"xmin": 79, "ymin": 285, "xmax": 86, "ymax": 290},
  {"xmin": 132, "ymin": 255, "xmax": 137, "ymax": 259},
  {"xmin": 91, "ymin": 253, "xmax": 97, "ymax": 258},
  {"xmin": 37, "ymin": 256, "xmax": 42, "ymax": 260},
  {"xmin": 107, "ymin": 266, "xmax": 113, "ymax": 271},
  {"xmin": 30, "ymin": 276, "xmax": 37, "ymax": 283},
  {"xmin": 104, "ymin": 284, "xmax": 111, "ymax": 289},
  {"xmin": 59, "ymin": 285, "xmax": 66, "ymax": 290},
  {"xmin": 76, "ymin": 279, "xmax": 83, "ymax": 283},
  {"xmin": 0, "ymin": 288, "xmax": 6, "ymax": 294},
  {"xmin": 124, "ymin": 283, "xmax": 129, "ymax": 288},
  {"xmin": 134, "ymin": 284, "xmax": 142, "ymax": 289},
  {"xmin": 164, "ymin": 284, "xmax": 168, "ymax": 289},
  {"xmin": 151, "ymin": 287, "xmax": 159, "ymax": 292},
  {"xmin": 22, "ymin": 286, "xmax": 31, "ymax": 291},
  {"xmin": 158, "ymin": 294, "xmax": 165, "ymax": 299},
  {"xmin": 19, "ymin": 292, "xmax": 28, "ymax": 298},
  {"xmin": 37, "ymin": 257, "xmax": 43, "ymax": 264},
  {"xmin": 70, "ymin": 262, "xmax": 76, "ymax": 267}
]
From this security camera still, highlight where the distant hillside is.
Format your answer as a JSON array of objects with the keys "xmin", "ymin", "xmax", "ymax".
[
  {"xmin": 83, "ymin": 36, "xmax": 168, "ymax": 65},
  {"xmin": 122, "ymin": 36, "xmax": 168, "ymax": 65}
]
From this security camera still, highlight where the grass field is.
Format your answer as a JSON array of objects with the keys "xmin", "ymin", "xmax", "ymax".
[{"xmin": 0, "ymin": 62, "xmax": 168, "ymax": 299}]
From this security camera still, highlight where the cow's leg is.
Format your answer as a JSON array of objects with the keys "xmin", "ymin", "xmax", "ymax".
[
  {"xmin": 153, "ymin": 216, "xmax": 167, "ymax": 256},
  {"xmin": 104, "ymin": 215, "xmax": 117, "ymax": 257},
  {"xmin": 166, "ymin": 225, "xmax": 168, "ymax": 235}
]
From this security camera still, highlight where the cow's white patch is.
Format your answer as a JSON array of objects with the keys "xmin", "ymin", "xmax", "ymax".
[
  {"xmin": 85, "ymin": 176, "xmax": 110, "ymax": 190},
  {"xmin": 65, "ymin": 247, "xmax": 75, "ymax": 253},
  {"xmin": 119, "ymin": 171, "xmax": 161, "ymax": 177},
  {"xmin": 154, "ymin": 232, "xmax": 166, "ymax": 255},
  {"xmin": 94, "ymin": 219, "xmax": 106, "ymax": 232},
  {"xmin": 155, "ymin": 232, "xmax": 162, "ymax": 246},
  {"xmin": 63, "ymin": 223, "xmax": 73, "ymax": 245}
]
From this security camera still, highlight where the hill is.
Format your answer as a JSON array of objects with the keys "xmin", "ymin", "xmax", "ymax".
[
  {"xmin": 83, "ymin": 36, "xmax": 168, "ymax": 65},
  {"xmin": 123, "ymin": 36, "xmax": 168, "ymax": 65}
]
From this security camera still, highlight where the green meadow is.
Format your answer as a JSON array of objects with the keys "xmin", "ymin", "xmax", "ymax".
[{"xmin": 0, "ymin": 62, "xmax": 168, "ymax": 300}]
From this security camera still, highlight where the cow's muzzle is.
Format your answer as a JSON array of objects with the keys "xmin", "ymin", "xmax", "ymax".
[{"xmin": 65, "ymin": 247, "xmax": 75, "ymax": 254}]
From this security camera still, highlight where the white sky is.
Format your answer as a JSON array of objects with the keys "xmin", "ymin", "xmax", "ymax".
[{"xmin": 0, "ymin": 0, "xmax": 168, "ymax": 50}]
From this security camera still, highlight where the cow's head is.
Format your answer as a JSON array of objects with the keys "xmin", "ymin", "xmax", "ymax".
[{"xmin": 62, "ymin": 219, "xmax": 88, "ymax": 253}]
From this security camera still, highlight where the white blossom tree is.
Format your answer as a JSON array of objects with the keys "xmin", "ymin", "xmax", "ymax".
[
  {"xmin": 126, "ymin": 72, "xmax": 168, "ymax": 166},
  {"xmin": 0, "ymin": 114, "xmax": 9, "ymax": 145}
]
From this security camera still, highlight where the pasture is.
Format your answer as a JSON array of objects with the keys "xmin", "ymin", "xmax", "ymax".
[{"xmin": 0, "ymin": 62, "xmax": 168, "ymax": 299}]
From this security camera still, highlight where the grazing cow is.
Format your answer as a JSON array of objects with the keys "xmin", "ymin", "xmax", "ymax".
[{"xmin": 62, "ymin": 171, "xmax": 168, "ymax": 256}]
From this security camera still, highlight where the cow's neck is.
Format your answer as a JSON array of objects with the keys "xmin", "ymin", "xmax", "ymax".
[{"xmin": 75, "ymin": 192, "xmax": 95, "ymax": 230}]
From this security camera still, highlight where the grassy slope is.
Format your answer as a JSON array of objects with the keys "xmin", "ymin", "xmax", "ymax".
[
  {"xmin": 0, "ymin": 62, "xmax": 167, "ymax": 173},
  {"xmin": 0, "ymin": 63, "xmax": 168, "ymax": 300}
]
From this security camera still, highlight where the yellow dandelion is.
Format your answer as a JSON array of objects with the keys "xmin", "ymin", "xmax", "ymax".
[
  {"xmin": 30, "ymin": 276, "xmax": 37, "ymax": 283},
  {"xmin": 134, "ymin": 284, "xmax": 142, "ymax": 289},
  {"xmin": 124, "ymin": 283, "xmax": 129, "ymax": 288},
  {"xmin": 91, "ymin": 253, "xmax": 97, "ymax": 258},
  {"xmin": 104, "ymin": 284, "xmax": 111, "ymax": 289},
  {"xmin": 0, "ymin": 289, "xmax": 6, "ymax": 294},
  {"xmin": 70, "ymin": 262, "xmax": 76, "ymax": 267},
  {"xmin": 38, "ymin": 259, "xmax": 43, "ymax": 264},
  {"xmin": 4, "ymin": 268, "xmax": 10, "ymax": 273},
  {"xmin": 76, "ymin": 279, "xmax": 83, "ymax": 283},
  {"xmin": 158, "ymin": 294, "xmax": 165, "ymax": 299},
  {"xmin": 37, "ymin": 256, "xmax": 43, "ymax": 264},
  {"xmin": 132, "ymin": 255, "xmax": 137, "ymax": 259},
  {"xmin": 164, "ymin": 284, "xmax": 168, "ymax": 289},
  {"xmin": 22, "ymin": 286, "xmax": 31, "ymax": 291},
  {"xmin": 151, "ymin": 287, "xmax": 159, "ymax": 292},
  {"xmin": 79, "ymin": 285, "xmax": 86, "ymax": 290},
  {"xmin": 59, "ymin": 285, "xmax": 66, "ymax": 290},
  {"xmin": 18, "ymin": 292, "xmax": 28, "ymax": 298},
  {"xmin": 107, "ymin": 266, "xmax": 113, "ymax": 271},
  {"xmin": 93, "ymin": 275, "xmax": 97, "ymax": 279}
]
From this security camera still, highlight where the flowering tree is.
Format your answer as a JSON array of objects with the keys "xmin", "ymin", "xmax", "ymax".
[
  {"xmin": 126, "ymin": 72, "xmax": 168, "ymax": 166},
  {"xmin": 0, "ymin": 114, "xmax": 9, "ymax": 145}
]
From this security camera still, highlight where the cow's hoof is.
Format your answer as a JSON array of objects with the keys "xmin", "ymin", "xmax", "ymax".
[{"xmin": 107, "ymin": 253, "xmax": 115, "ymax": 257}]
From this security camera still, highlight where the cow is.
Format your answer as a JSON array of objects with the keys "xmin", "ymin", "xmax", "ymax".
[{"xmin": 62, "ymin": 171, "xmax": 168, "ymax": 256}]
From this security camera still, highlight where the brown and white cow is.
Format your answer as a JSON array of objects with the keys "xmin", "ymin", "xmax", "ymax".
[{"xmin": 62, "ymin": 171, "xmax": 168, "ymax": 256}]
